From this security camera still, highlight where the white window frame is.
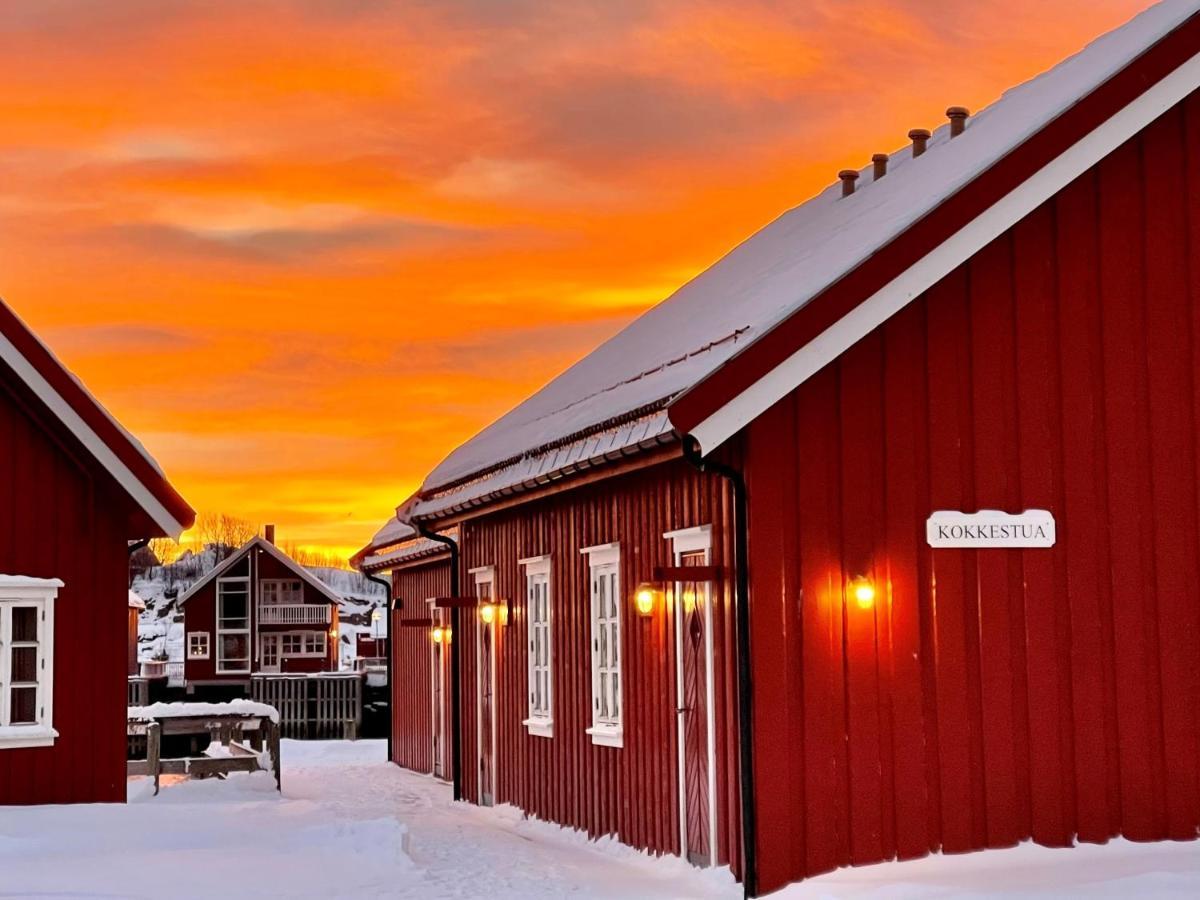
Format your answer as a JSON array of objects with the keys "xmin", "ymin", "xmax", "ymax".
[
  {"xmin": 519, "ymin": 555, "xmax": 553, "ymax": 738},
  {"xmin": 259, "ymin": 579, "xmax": 302, "ymax": 605},
  {"xmin": 0, "ymin": 577, "xmax": 61, "ymax": 750},
  {"xmin": 581, "ymin": 543, "xmax": 622, "ymax": 748},
  {"xmin": 187, "ymin": 631, "xmax": 210, "ymax": 660},
  {"xmin": 216, "ymin": 576, "xmax": 251, "ymax": 675},
  {"xmin": 278, "ymin": 631, "xmax": 327, "ymax": 657}
]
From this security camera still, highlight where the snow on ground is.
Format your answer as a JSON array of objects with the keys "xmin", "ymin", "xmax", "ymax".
[{"xmin": 4, "ymin": 740, "xmax": 1200, "ymax": 899}]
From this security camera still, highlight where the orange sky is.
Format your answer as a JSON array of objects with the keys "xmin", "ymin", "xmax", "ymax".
[{"xmin": 0, "ymin": 0, "xmax": 1153, "ymax": 561}]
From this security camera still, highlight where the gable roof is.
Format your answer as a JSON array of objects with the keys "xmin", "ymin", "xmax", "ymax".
[
  {"xmin": 177, "ymin": 537, "xmax": 344, "ymax": 606},
  {"xmin": 405, "ymin": 0, "xmax": 1200, "ymax": 522},
  {"xmin": 0, "ymin": 299, "xmax": 194, "ymax": 538}
]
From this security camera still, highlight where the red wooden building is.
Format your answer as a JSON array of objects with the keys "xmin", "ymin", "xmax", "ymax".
[
  {"xmin": 179, "ymin": 533, "xmax": 341, "ymax": 692},
  {"xmin": 0, "ymin": 299, "xmax": 194, "ymax": 805},
  {"xmin": 355, "ymin": 518, "xmax": 454, "ymax": 779},
  {"xmin": 361, "ymin": 3, "xmax": 1200, "ymax": 894}
]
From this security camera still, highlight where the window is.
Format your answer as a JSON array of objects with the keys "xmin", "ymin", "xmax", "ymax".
[
  {"xmin": 216, "ymin": 577, "xmax": 251, "ymax": 674},
  {"xmin": 260, "ymin": 580, "xmax": 302, "ymax": 605},
  {"xmin": 280, "ymin": 632, "xmax": 326, "ymax": 657},
  {"xmin": 520, "ymin": 556, "xmax": 552, "ymax": 738},
  {"xmin": 581, "ymin": 544, "xmax": 622, "ymax": 747},
  {"xmin": 0, "ymin": 577, "xmax": 60, "ymax": 749},
  {"xmin": 187, "ymin": 632, "xmax": 210, "ymax": 660}
]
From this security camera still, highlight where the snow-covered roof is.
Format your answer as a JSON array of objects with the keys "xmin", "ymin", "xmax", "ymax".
[
  {"xmin": 128, "ymin": 590, "xmax": 146, "ymax": 610},
  {"xmin": 0, "ymin": 299, "xmax": 195, "ymax": 538},
  {"xmin": 411, "ymin": 0, "xmax": 1200, "ymax": 516},
  {"xmin": 357, "ymin": 525, "xmax": 458, "ymax": 573},
  {"xmin": 176, "ymin": 537, "xmax": 344, "ymax": 607}
]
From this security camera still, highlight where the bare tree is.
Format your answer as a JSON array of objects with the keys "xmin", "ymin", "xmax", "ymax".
[
  {"xmin": 195, "ymin": 513, "xmax": 258, "ymax": 562},
  {"xmin": 148, "ymin": 537, "xmax": 181, "ymax": 568}
]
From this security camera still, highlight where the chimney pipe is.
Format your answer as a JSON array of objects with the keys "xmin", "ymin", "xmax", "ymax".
[
  {"xmin": 871, "ymin": 153, "xmax": 888, "ymax": 180},
  {"xmin": 264, "ymin": 524, "xmax": 275, "ymax": 545},
  {"xmin": 838, "ymin": 169, "xmax": 860, "ymax": 197},
  {"xmin": 908, "ymin": 128, "xmax": 931, "ymax": 157},
  {"xmin": 946, "ymin": 106, "xmax": 970, "ymax": 137}
]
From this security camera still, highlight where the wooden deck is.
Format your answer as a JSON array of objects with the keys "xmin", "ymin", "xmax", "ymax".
[{"xmin": 127, "ymin": 712, "xmax": 282, "ymax": 795}]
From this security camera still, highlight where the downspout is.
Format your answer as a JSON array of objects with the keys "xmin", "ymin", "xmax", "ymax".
[
  {"xmin": 363, "ymin": 569, "xmax": 393, "ymax": 764},
  {"xmin": 416, "ymin": 524, "xmax": 462, "ymax": 802},
  {"xmin": 682, "ymin": 435, "xmax": 758, "ymax": 899}
]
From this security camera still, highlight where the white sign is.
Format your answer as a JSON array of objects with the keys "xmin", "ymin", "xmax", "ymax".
[{"xmin": 926, "ymin": 509, "xmax": 1055, "ymax": 548}]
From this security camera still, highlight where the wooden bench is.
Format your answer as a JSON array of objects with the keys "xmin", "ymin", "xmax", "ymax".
[{"xmin": 127, "ymin": 712, "xmax": 282, "ymax": 796}]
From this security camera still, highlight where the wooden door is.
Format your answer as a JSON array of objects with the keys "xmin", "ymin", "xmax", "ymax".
[
  {"xmin": 260, "ymin": 634, "xmax": 281, "ymax": 673},
  {"xmin": 676, "ymin": 550, "xmax": 714, "ymax": 866},
  {"xmin": 479, "ymin": 619, "xmax": 495, "ymax": 806}
]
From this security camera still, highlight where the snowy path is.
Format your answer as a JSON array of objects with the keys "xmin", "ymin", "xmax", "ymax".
[{"xmin": 3, "ymin": 740, "xmax": 1200, "ymax": 899}]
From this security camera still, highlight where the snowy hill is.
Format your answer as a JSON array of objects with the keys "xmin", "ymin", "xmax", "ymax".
[{"xmin": 131, "ymin": 549, "xmax": 385, "ymax": 670}]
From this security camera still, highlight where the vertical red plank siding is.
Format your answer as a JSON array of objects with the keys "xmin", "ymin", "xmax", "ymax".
[
  {"xmin": 390, "ymin": 557, "xmax": 452, "ymax": 775},
  {"xmin": 745, "ymin": 97, "xmax": 1200, "ymax": 893},
  {"xmin": 446, "ymin": 459, "xmax": 740, "ymax": 868},
  {"xmin": 0, "ymin": 370, "xmax": 132, "ymax": 805}
]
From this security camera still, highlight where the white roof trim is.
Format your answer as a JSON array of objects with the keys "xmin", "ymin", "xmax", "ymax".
[
  {"xmin": 0, "ymin": 575, "xmax": 64, "ymax": 590},
  {"xmin": 0, "ymin": 330, "xmax": 187, "ymax": 539},
  {"xmin": 176, "ymin": 537, "xmax": 343, "ymax": 607},
  {"xmin": 689, "ymin": 49, "xmax": 1200, "ymax": 455},
  {"xmin": 579, "ymin": 542, "xmax": 619, "ymax": 556},
  {"xmin": 518, "ymin": 554, "xmax": 550, "ymax": 566}
]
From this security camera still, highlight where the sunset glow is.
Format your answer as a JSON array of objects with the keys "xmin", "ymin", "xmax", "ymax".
[{"xmin": 1, "ymin": 0, "xmax": 1151, "ymax": 559}]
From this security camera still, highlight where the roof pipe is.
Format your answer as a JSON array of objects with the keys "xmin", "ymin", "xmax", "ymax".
[
  {"xmin": 682, "ymin": 436, "xmax": 758, "ymax": 898},
  {"xmin": 362, "ymin": 568, "xmax": 394, "ymax": 765},
  {"xmin": 416, "ymin": 523, "xmax": 463, "ymax": 802}
]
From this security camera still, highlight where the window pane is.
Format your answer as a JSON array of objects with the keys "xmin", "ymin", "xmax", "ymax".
[
  {"xmin": 10, "ymin": 686, "xmax": 36, "ymax": 724},
  {"xmin": 11, "ymin": 646, "xmax": 37, "ymax": 682},
  {"xmin": 12, "ymin": 606, "xmax": 37, "ymax": 642},
  {"xmin": 221, "ymin": 634, "xmax": 249, "ymax": 660}
]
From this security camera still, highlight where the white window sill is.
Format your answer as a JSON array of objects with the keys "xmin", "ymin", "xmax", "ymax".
[
  {"xmin": 586, "ymin": 725, "xmax": 623, "ymax": 748},
  {"xmin": 0, "ymin": 726, "xmax": 58, "ymax": 750},
  {"xmin": 522, "ymin": 718, "xmax": 554, "ymax": 738}
]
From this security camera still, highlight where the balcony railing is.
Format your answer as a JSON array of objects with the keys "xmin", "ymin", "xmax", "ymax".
[{"xmin": 258, "ymin": 604, "xmax": 331, "ymax": 625}]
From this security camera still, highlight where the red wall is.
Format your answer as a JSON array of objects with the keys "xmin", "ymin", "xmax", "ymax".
[
  {"xmin": 183, "ymin": 547, "xmax": 337, "ymax": 684},
  {"xmin": 744, "ymin": 95, "xmax": 1200, "ymax": 893},
  {"xmin": 390, "ymin": 556, "xmax": 451, "ymax": 775},
  {"xmin": 0, "ymin": 365, "xmax": 138, "ymax": 805},
  {"xmin": 454, "ymin": 459, "xmax": 742, "ymax": 869}
]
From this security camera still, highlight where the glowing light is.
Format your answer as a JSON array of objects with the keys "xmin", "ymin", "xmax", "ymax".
[
  {"xmin": 634, "ymin": 583, "xmax": 660, "ymax": 617},
  {"xmin": 432, "ymin": 626, "xmax": 445, "ymax": 643},
  {"xmin": 850, "ymin": 576, "xmax": 875, "ymax": 609},
  {"xmin": 479, "ymin": 603, "xmax": 496, "ymax": 625}
]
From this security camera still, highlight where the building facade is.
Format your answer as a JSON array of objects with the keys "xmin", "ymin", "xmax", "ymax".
[
  {"xmin": 0, "ymin": 299, "xmax": 194, "ymax": 805},
  {"xmin": 360, "ymin": 4, "xmax": 1200, "ymax": 894},
  {"xmin": 180, "ymin": 536, "xmax": 341, "ymax": 692}
]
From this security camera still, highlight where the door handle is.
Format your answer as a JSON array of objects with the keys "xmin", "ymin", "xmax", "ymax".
[{"xmin": 676, "ymin": 706, "xmax": 689, "ymax": 714}]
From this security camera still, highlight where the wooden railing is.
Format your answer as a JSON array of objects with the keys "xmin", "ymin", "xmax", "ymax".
[
  {"xmin": 257, "ymin": 604, "xmax": 331, "ymax": 625},
  {"xmin": 166, "ymin": 662, "xmax": 185, "ymax": 687},
  {"xmin": 140, "ymin": 660, "xmax": 167, "ymax": 679},
  {"xmin": 251, "ymin": 673, "xmax": 362, "ymax": 740}
]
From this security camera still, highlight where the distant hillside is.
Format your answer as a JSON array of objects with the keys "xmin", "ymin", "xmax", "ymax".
[{"xmin": 131, "ymin": 548, "xmax": 386, "ymax": 670}]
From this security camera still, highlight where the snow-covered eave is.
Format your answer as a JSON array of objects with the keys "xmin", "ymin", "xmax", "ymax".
[
  {"xmin": 406, "ymin": 423, "xmax": 681, "ymax": 527},
  {"xmin": 359, "ymin": 540, "xmax": 452, "ymax": 573}
]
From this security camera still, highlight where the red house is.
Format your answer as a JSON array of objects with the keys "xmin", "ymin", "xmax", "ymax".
[
  {"xmin": 0, "ymin": 300, "xmax": 194, "ymax": 805},
  {"xmin": 179, "ymin": 533, "xmax": 341, "ymax": 692},
  {"xmin": 355, "ymin": 519, "xmax": 454, "ymax": 779},
  {"xmin": 362, "ymin": 3, "xmax": 1200, "ymax": 894}
]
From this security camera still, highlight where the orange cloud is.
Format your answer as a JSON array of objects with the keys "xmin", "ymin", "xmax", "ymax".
[{"xmin": 0, "ymin": 0, "xmax": 1155, "ymax": 558}]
